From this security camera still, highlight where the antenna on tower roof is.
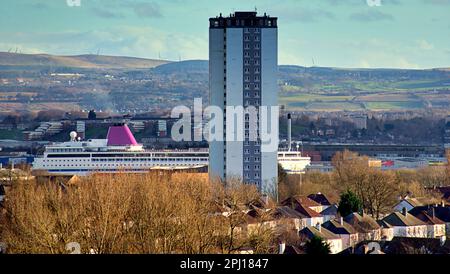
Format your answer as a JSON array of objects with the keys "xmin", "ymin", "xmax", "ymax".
[{"xmin": 255, "ymin": 6, "xmax": 257, "ymax": 12}]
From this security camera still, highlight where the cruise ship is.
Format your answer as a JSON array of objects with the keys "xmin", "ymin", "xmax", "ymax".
[{"xmin": 32, "ymin": 124, "xmax": 310, "ymax": 176}]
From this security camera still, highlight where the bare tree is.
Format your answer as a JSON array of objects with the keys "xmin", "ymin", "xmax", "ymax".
[{"xmin": 1, "ymin": 172, "xmax": 276, "ymax": 254}]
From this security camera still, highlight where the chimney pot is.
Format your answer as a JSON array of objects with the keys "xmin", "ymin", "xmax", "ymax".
[
  {"xmin": 402, "ymin": 207, "xmax": 408, "ymax": 217},
  {"xmin": 440, "ymin": 236, "xmax": 446, "ymax": 247},
  {"xmin": 316, "ymin": 223, "xmax": 321, "ymax": 232},
  {"xmin": 340, "ymin": 217, "xmax": 344, "ymax": 226},
  {"xmin": 278, "ymin": 242, "xmax": 286, "ymax": 254}
]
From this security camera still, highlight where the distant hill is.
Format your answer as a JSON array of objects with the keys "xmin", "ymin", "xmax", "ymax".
[
  {"xmin": 0, "ymin": 52, "xmax": 170, "ymax": 69},
  {"xmin": 153, "ymin": 60, "xmax": 208, "ymax": 74},
  {"xmin": 0, "ymin": 52, "xmax": 449, "ymax": 113}
]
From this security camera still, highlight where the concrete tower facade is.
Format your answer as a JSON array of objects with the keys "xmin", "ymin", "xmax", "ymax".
[{"xmin": 209, "ymin": 11, "xmax": 278, "ymax": 195}]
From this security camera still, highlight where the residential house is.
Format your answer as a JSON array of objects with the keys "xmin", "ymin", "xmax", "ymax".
[
  {"xmin": 292, "ymin": 203, "xmax": 324, "ymax": 227},
  {"xmin": 340, "ymin": 241, "xmax": 386, "ymax": 255},
  {"xmin": 270, "ymin": 206, "xmax": 305, "ymax": 233},
  {"xmin": 322, "ymin": 218, "xmax": 359, "ymax": 249},
  {"xmin": 243, "ymin": 208, "xmax": 276, "ymax": 234},
  {"xmin": 278, "ymin": 243, "xmax": 305, "ymax": 254},
  {"xmin": 307, "ymin": 193, "xmax": 333, "ymax": 212},
  {"xmin": 281, "ymin": 245, "xmax": 304, "ymax": 254},
  {"xmin": 383, "ymin": 237, "xmax": 450, "ymax": 254},
  {"xmin": 409, "ymin": 205, "xmax": 450, "ymax": 236},
  {"xmin": 430, "ymin": 186, "xmax": 450, "ymax": 204},
  {"xmin": 299, "ymin": 225, "xmax": 343, "ymax": 254},
  {"xmin": 212, "ymin": 201, "xmax": 232, "ymax": 217},
  {"xmin": 321, "ymin": 204, "xmax": 338, "ymax": 222},
  {"xmin": 393, "ymin": 197, "xmax": 434, "ymax": 213},
  {"xmin": 377, "ymin": 220, "xmax": 395, "ymax": 241},
  {"xmin": 382, "ymin": 209, "xmax": 428, "ymax": 238},
  {"xmin": 344, "ymin": 212, "xmax": 381, "ymax": 241},
  {"xmin": 345, "ymin": 237, "xmax": 450, "ymax": 254},
  {"xmin": 413, "ymin": 209, "xmax": 446, "ymax": 238},
  {"xmin": 281, "ymin": 195, "xmax": 323, "ymax": 213}
]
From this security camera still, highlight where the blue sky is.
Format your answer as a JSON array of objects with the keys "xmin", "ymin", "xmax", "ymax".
[{"xmin": 0, "ymin": 0, "xmax": 449, "ymax": 68}]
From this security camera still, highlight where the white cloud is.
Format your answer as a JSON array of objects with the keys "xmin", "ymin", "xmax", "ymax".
[
  {"xmin": 0, "ymin": 27, "xmax": 208, "ymax": 61},
  {"xmin": 417, "ymin": 39, "xmax": 434, "ymax": 50}
]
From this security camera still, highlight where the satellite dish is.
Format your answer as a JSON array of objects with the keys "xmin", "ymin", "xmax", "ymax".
[{"xmin": 70, "ymin": 131, "xmax": 77, "ymax": 141}]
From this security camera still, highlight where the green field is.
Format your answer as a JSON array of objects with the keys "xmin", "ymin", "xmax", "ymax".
[
  {"xmin": 364, "ymin": 101, "xmax": 425, "ymax": 110},
  {"xmin": 279, "ymin": 90, "xmax": 430, "ymax": 111}
]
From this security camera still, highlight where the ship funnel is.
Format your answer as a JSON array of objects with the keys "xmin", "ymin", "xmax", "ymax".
[
  {"xmin": 287, "ymin": 113, "xmax": 292, "ymax": 151},
  {"xmin": 106, "ymin": 124, "xmax": 138, "ymax": 146}
]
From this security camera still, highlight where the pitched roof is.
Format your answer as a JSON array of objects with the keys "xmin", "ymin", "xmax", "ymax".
[
  {"xmin": 434, "ymin": 186, "xmax": 450, "ymax": 197},
  {"xmin": 340, "ymin": 241, "xmax": 387, "ymax": 255},
  {"xmin": 385, "ymin": 237, "xmax": 450, "ymax": 254},
  {"xmin": 409, "ymin": 206, "xmax": 450, "ymax": 223},
  {"xmin": 212, "ymin": 201, "xmax": 231, "ymax": 214},
  {"xmin": 245, "ymin": 209, "xmax": 262, "ymax": 224},
  {"xmin": 299, "ymin": 226, "xmax": 340, "ymax": 240},
  {"xmin": 320, "ymin": 204, "xmax": 338, "ymax": 216},
  {"xmin": 271, "ymin": 206, "xmax": 305, "ymax": 220},
  {"xmin": 294, "ymin": 203, "xmax": 322, "ymax": 218},
  {"xmin": 246, "ymin": 197, "xmax": 268, "ymax": 210},
  {"xmin": 344, "ymin": 212, "xmax": 380, "ymax": 232},
  {"xmin": 382, "ymin": 212, "xmax": 427, "ymax": 227},
  {"xmin": 399, "ymin": 197, "xmax": 433, "ymax": 208},
  {"xmin": 307, "ymin": 193, "xmax": 332, "ymax": 206},
  {"xmin": 283, "ymin": 245, "xmax": 304, "ymax": 254},
  {"xmin": 414, "ymin": 211, "xmax": 446, "ymax": 225},
  {"xmin": 322, "ymin": 219, "xmax": 357, "ymax": 235},
  {"xmin": 377, "ymin": 220, "xmax": 394, "ymax": 228},
  {"xmin": 281, "ymin": 195, "xmax": 321, "ymax": 208}
]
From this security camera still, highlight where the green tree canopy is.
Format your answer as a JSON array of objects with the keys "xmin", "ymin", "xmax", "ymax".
[
  {"xmin": 305, "ymin": 235, "xmax": 331, "ymax": 255},
  {"xmin": 338, "ymin": 190, "xmax": 362, "ymax": 217}
]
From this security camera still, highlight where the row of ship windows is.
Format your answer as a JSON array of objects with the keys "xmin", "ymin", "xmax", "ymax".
[
  {"xmin": 48, "ymin": 148, "xmax": 83, "ymax": 153},
  {"xmin": 44, "ymin": 158, "xmax": 208, "ymax": 162},
  {"xmin": 92, "ymin": 158, "xmax": 207, "ymax": 162},
  {"xmin": 45, "ymin": 159, "xmax": 88, "ymax": 162},
  {"xmin": 43, "ymin": 163, "xmax": 197, "ymax": 168}
]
